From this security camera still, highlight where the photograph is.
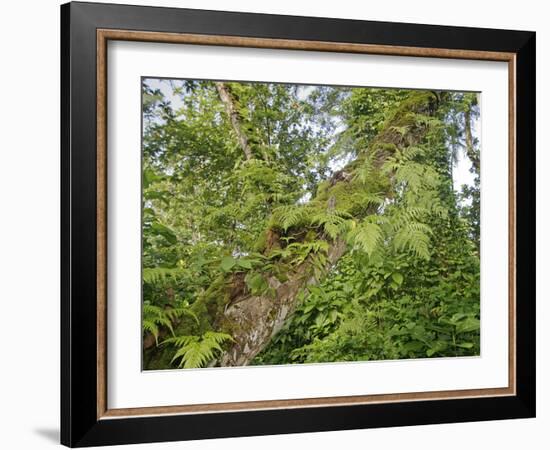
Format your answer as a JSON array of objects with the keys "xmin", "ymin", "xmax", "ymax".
[
  {"xmin": 141, "ymin": 78, "xmax": 481, "ymax": 370},
  {"xmin": 55, "ymin": 1, "xmax": 536, "ymax": 446}
]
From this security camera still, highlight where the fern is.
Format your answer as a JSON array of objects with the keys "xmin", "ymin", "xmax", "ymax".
[
  {"xmin": 389, "ymin": 207, "xmax": 429, "ymax": 231},
  {"xmin": 350, "ymin": 191, "xmax": 383, "ymax": 209},
  {"xmin": 142, "ymin": 303, "xmax": 199, "ymax": 345},
  {"xmin": 354, "ymin": 154, "xmax": 375, "ymax": 184},
  {"xmin": 381, "ymin": 139, "xmax": 440, "ymax": 201},
  {"xmin": 389, "ymin": 124, "xmax": 410, "ymax": 136},
  {"xmin": 164, "ymin": 307, "xmax": 199, "ymax": 324},
  {"xmin": 393, "ymin": 222, "xmax": 432, "ymax": 260},
  {"xmin": 310, "ymin": 209, "xmax": 352, "ymax": 240},
  {"xmin": 143, "ymin": 267, "xmax": 183, "ymax": 284},
  {"xmin": 164, "ymin": 331, "xmax": 234, "ymax": 368},
  {"xmin": 401, "ymin": 145, "xmax": 426, "ymax": 161},
  {"xmin": 412, "ymin": 113, "xmax": 442, "ymax": 129},
  {"xmin": 272, "ymin": 205, "xmax": 312, "ymax": 231},
  {"xmin": 142, "ymin": 304, "xmax": 174, "ymax": 344},
  {"xmin": 394, "ymin": 163, "xmax": 424, "ymax": 192},
  {"xmin": 348, "ymin": 220, "xmax": 384, "ymax": 256},
  {"xmin": 286, "ymin": 240, "xmax": 329, "ymax": 265}
]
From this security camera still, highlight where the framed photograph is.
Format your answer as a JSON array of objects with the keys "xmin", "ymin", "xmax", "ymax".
[{"xmin": 61, "ymin": 1, "xmax": 535, "ymax": 447}]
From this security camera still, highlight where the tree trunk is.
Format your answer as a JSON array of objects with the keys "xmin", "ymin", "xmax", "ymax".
[
  {"xmin": 213, "ymin": 92, "xmax": 441, "ymax": 366},
  {"xmin": 219, "ymin": 238, "xmax": 347, "ymax": 365},
  {"xmin": 464, "ymin": 103, "xmax": 480, "ymax": 174},
  {"xmin": 215, "ymin": 82, "xmax": 254, "ymax": 161}
]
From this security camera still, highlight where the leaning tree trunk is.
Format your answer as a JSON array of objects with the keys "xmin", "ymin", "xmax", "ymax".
[
  {"xmin": 215, "ymin": 82, "xmax": 254, "ymax": 161},
  {"xmin": 210, "ymin": 91, "xmax": 441, "ymax": 366},
  {"xmin": 218, "ymin": 238, "xmax": 346, "ymax": 365}
]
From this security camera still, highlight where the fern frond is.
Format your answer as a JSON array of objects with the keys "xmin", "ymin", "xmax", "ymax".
[
  {"xmin": 387, "ymin": 208, "xmax": 427, "ymax": 232},
  {"xmin": 286, "ymin": 240, "xmax": 330, "ymax": 265},
  {"xmin": 143, "ymin": 267, "xmax": 183, "ymax": 284},
  {"xmin": 393, "ymin": 222, "xmax": 432, "ymax": 260},
  {"xmin": 382, "ymin": 159, "xmax": 401, "ymax": 174},
  {"xmin": 162, "ymin": 335, "xmax": 196, "ymax": 347},
  {"xmin": 163, "ymin": 307, "xmax": 200, "ymax": 325},
  {"xmin": 142, "ymin": 303, "xmax": 163, "ymax": 317},
  {"xmin": 310, "ymin": 210, "xmax": 352, "ymax": 240},
  {"xmin": 183, "ymin": 341, "xmax": 215, "ymax": 368},
  {"xmin": 354, "ymin": 154, "xmax": 375, "ymax": 184},
  {"xmin": 272, "ymin": 205, "xmax": 312, "ymax": 231},
  {"xmin": 203, "ymin": 331, "xmax": 234, "ymax": 345},
  {"xmin": 143, "ymin": 303, "xmax": 198, "ymax": 345},
  {"xmin": 164, "ymin": 332, "xmax": 234, "ymax": 369},
  {"xmin": 348, "ymin": 221, "xmax": 384, "ymax": 256},
  {"xmin": 142, "ymin": 304, "xmax": 174, "ymax": 342},
  {"xmin": 142, "ymin": 320, "xmax": 159, "ymax": 343},
  {"xmin": 350, "ymin": 191, "xmax": 383, "ymax": 209},
  {"xmin": 401, "ymin": 145, "xmax": 426, "ymax": 161},
  {"xmin": 413, "ymin": 113, "xmax": 442, "ymax": 129}
]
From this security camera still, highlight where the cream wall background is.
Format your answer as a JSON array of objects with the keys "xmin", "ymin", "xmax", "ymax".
[{"xmin": 0, "ymin": 1, "xmax": 545, "ymax": 449}]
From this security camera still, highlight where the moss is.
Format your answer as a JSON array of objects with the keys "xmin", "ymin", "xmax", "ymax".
[
  {"xmin": 253, "ymin": 228, "xmax": 268, "ymax": 252},
  {"xmin": 315, "ymin": 180, "xmax": 330, "ymax": 199},
  {"xmin": 272, "ymin": 262, "xmax": 290, "ymax": 282},
  {"xmin": 143, "ymin": 344, "xmax": 175, "ymax": 370},
  {"xmin": 390, "ymin": 91, "xmax": 437, "ymax": 122},
  {"xmin": 374, "ymin": 142, "xmax": 398, "ymax": 153},
  {"xmin": 304, "ymin": 230, "xmax": 317, "ymax": 242}
]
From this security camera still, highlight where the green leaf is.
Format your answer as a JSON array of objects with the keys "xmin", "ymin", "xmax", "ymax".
[
  {"xmin": 245, "ymin": 273, "xmax": 268, "ymax": 294},
  {"xmin": 143, "ymin": 168, "xmax": 163, "ymax": 189},
  {"xmin": 455, "ymin": 342, "xmax": 474, "ymax": 349},
  {"xmin": 403, "ymin": 340, "xmax": 424, "ymax": 352},
  {"xmin": 391, "ymin": 273, "xmax": 404, "ymax": 285},
  {"xmin": 220, "ymin": 256, "xmax": 237, "ymax": 272},
  {"xmin": 450, "ymin": 313, "xmax": 467, "ymax": 323},
  {"xmin": 237, "ymin": 259, "xmax": 253, "ymax": 269},
  {"xmin": 144, "ymin": 190, "xmax": 169, "ymax": 204},
  {"xmin": 456, "ymin": 317, "xmax": 480, "ymax": 334},
  {"xmin": 427, "ymin": 340, "xmax": 448, "ymax": 356},
  {"xmin": 150, "ymin": 222, "xmax": 177, "ymax": 244}
]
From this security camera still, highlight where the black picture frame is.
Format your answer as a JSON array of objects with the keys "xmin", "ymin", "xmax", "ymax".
[{"xmin": 61, "ymin": 1, "xmax": 535, "ymax": 447}]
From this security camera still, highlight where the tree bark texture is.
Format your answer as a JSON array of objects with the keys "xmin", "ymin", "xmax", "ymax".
[{"xmin": 215, "ymin": 82, "xmax": 254, "ymax": 161}]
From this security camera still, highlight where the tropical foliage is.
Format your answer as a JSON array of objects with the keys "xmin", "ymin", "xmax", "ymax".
[{"xmin": 141, "ymin": 79, "xmax": 480, "ymax": 370}]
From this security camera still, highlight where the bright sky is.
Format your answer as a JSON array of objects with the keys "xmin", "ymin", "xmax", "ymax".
[
  {"xmin": 453, "ymin": 144, "xmax": 476, "ymax": 191},
  {"xmin": 143, "ymin": 78, "xmax": 478, "ymax": 193}
]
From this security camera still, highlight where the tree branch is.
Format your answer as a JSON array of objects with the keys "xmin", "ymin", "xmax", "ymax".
[
  {"xmin": 464, "ymin": 104, "xmax": 480, "ymax": 174},
  {"xmin": 215, "ymin": 82, "xmax": 254, "ymax": 161}
]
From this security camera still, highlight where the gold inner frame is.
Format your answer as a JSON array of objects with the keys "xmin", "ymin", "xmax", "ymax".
[{"xmin": 96, "ymin": 29, "xmax": 517, "ymax": 420}]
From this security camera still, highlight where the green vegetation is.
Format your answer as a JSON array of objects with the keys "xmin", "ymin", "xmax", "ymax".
[{"xmin": 141, "ymin": 79, "xmax": 480, "ymax": 370}]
